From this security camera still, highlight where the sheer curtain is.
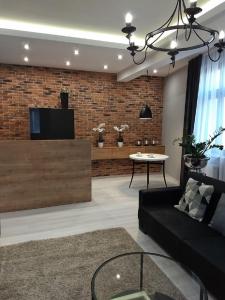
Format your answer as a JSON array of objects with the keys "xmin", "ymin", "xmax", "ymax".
[{"xmin": 194, "ymin": 50, "xmax": 225, "ymax": 181}]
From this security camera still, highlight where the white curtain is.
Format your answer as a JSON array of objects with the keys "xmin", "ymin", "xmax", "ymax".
[{"xmin": 194, "ymin": 50, "xmax": 225, "ymax": 181}]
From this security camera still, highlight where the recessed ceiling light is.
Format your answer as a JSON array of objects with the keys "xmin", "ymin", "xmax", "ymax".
[
  {"xmin": 24, "ymin": 56, "xmax": 29, "ymax": 62},
  {"xmin": 74, "ymin": 49, "xmax": 79, "ymax": 55},
  {"xmin": 118, "ymin": 54, "xmax": 123, "ymax": 60},
  {"xmin": 153, "ymin": 69, "xmax": 158, "ymax": 74},
  {"xmin": 24, "ymin": 43, "xmax": 30, "ymax": 50},
  {"xmin": 66, "ymin": 61, "xmax": 71, "ymax": 66},
  {"xmin": 104, "ymin": 65, "xmax": 108, "ymax": 70}
]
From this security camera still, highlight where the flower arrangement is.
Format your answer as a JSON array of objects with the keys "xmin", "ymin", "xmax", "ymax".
[
  {"xmin": 113, "ymin": 124, "xmax": 129, "ymax": 145},
  {"xmin": 93, "ymin": 123, "xmax": 106, "ymax": 145}
]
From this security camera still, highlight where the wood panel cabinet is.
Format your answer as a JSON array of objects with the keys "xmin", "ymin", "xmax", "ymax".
[{"xmin": 0, "ymin": 140, "xmax": 91, "ymax": 212}]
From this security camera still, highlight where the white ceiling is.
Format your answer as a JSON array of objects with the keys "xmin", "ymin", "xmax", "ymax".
[{"xmin": 0, "ymin": 0, "xmax": 224, "ymax": 79}]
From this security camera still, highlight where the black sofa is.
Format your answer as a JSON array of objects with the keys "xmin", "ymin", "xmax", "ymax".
[{"xmin": 139, "ymin": 172, "xmax": 225, "ymax": 300}]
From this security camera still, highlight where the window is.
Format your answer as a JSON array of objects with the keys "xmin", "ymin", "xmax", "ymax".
[{"xmin": 194, "ymin": 50, "xmax": 225, "ymax": 147}]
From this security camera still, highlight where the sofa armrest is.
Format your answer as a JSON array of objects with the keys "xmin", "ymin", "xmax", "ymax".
[{"xmin": 139, "ymin": 186, "xmax": 183, "ymax": 208}]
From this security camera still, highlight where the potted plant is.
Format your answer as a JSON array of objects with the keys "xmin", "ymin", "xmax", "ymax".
[
  {"xmin": 113, "ymin": 124, "xmax": 129, "ymax": 147},
  {"xmin": 93, "ymin": 123, "xmax": 106, "ymax": 148},
  {"xmin": 60, "ymin": 88, "xmax": 70, "ymax": 109},
  {"xmin": 173, "ymin": 127, "xmax": 225, "ymax": 169}
]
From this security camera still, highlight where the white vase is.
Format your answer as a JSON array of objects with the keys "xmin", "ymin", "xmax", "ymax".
[
  {"xmin": 118, "ymin": 142, "xmax": 124, "ymax": 148},
  {"xmin": 98, "ymin": 142, "xmax": 104, "ymax": 148}
]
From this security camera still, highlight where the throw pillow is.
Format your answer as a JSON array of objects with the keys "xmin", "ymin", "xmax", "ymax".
[
  {"xmin": 209, "ymin": 193, "xmax": 225, "ymax": 236},
  {"xmin": 175, "ymin": 178, "xmax": 214, "ymax": 222}
]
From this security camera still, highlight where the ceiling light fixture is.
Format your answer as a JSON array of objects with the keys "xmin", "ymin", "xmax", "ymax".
[
  {"xmin": 24, "ymin": 56, "xmax": 29, "ymax": 62},
  {"xmin": 122, "ymin": 1, "xmax": 225, "ymax": 67},
  {"xmin": 66, "ymin": 61, "xmax": 71, "ymax": 66},
  {"xmin": 139, "ymin": 70, "xmax": 153, "ymax": 120},
  {"xmin": 74, "ymin": 49, "xmax": 79, "ymax": 55},
  {"xmin": 118, "ymin": 54, "xmax": 123, "ymax": 60},
  {"xmin": 153, "ymin": 69, "xmax": 158, "ymax": 74},
  {"xmin": 104, "ymin": 65, "xmax": 108, "ymax": 70},
  {"xmin": 24, "ymin": 43, "xmax": 30, "ymax": 50}
]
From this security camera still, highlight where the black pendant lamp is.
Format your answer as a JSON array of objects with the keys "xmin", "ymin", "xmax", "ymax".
[
  {"xmin": 139, "ymin": 104, "xmax": 152, "ymax": 119},
  {"xmin": 139, "ymin": 70, "xmax": 153, "ymax": 120}
]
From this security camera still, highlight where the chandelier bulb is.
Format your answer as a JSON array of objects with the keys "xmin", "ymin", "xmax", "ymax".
[
  {"xmin": 219, "ymin": 30, "xmax": 225, "ymax": 41},
  {"xmin": 170, "ymin": 40, "xmax": 178, "ymax": 49},
  {"xmin": 125, "ymin": 12, "xmax": 133, "ymax": 24}
]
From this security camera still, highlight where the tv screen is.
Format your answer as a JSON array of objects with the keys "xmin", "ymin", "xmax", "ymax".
[{"xmin": 29, "ymin": 108, "xmax": 75, "ymax": 140}]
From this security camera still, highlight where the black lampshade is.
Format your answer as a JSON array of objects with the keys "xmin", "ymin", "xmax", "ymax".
[{"xmin": 139, "ymin": 104, "xmax": 152, "ymax": 119}]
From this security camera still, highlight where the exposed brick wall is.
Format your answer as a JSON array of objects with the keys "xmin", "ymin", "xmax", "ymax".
[{"xmin": 0, "ymin": 64, "xmax": 164, "ymax": 176}]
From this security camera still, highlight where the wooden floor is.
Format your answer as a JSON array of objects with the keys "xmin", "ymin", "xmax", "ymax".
[{"xmin": 0, "ymin": 173, "xmax": 213, "ymax": 300}]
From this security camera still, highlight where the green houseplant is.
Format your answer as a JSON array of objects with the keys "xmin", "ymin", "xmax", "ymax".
[{"xmin": 173, "ymin": 127, "xmax": 225, "ymax": 169}]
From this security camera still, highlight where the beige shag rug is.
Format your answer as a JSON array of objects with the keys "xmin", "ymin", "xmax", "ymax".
[{"xmin": 0, "ymin": 228, "xmax": 186, "ymax": 300}]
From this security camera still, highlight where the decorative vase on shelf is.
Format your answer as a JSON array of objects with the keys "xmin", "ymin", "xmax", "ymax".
[
  {"xmin": 93, "ymin": 123, "xmax": 106, "ymax": 149},
  {"xmin": 117, "ymin": 132, "xmax": 124, "ymax": 148},
  {"xmin": 117, "ymin": 141, "xmax": 124, "ymax": 148},
  {"xmin": 98, "ymin": 142, "xmax": 104, "ymax": 148},
  {"xmin": 113, "ymin": 124, "xmax": 129, "ymax": 148},
  {"xmin": 60, "ymin": 91, "xmax": 69, "ymax": 109}
]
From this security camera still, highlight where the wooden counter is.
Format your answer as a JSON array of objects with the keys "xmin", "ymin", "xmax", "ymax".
[
  {"xmin": 92, "ymin": 145, "xmax": 165, "ymax": 160},
  {"xmin": 0, "ymin": 140, "xmax": 91, "ymax": 212}
]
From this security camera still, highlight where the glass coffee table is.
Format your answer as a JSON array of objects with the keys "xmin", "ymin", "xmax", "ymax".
[{"xmin": 91, "ymin": 252, "xmax": 208, "ymax": 300}]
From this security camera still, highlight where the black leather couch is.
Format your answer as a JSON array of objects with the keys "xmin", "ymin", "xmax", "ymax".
[{"xmin": 139, "ymin": 172, "xmax": 225, "ymax": 300}]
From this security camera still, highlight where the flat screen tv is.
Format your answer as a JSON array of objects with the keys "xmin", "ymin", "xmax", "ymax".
[{"xmin": 29, "ymin": 108, "xmax": 75, "ymax": 140}]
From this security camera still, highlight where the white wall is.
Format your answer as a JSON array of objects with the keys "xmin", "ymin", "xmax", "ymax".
[{"xmin": 162, "ymin": 66, "xmax": 188, "ymax": 183}]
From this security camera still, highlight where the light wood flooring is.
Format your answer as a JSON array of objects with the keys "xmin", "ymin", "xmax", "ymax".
[{"xmin": 0, "ymin": 173, "xmax": 213, "ymax": 300}]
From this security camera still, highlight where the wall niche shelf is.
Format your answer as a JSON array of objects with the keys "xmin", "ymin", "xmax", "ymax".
[{"xmin": 92, "ymin": 145, "xmax": 165, "ymax": 161}]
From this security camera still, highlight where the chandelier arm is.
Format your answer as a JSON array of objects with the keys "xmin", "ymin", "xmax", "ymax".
[
  {"xmin": 207, "ymin": 45, "xmax": 221, "ymax": 62},
  {"xmin": 175, "ymin": 1, "xmax": 181, "ymax": 41},
  {"xmin": 180, "ymin": 2, "xmax": 187, "ymax": 25},
  {"xmin": 132, "ymin": 47, "xmax": 149, "ymax": 65},
  {"xmin": 151, "ymin": 0, "xmax": 179, "ymax": 33},
  {"xmin": 193, "ymin": 28, "xmax": 211, "ymax": 46},
  {"xmin": 149, "ymin": 31, "xmax": 166, "ymax": 48},
  {"xmin": 161, "ymin": 0, "xmax": 179, "ymax": 28},
  {"xmin": 149, "ymin": 5, "xmax": 177, "ymax": 48},
  {"xmin": 185, "ymin": 24, "xmax": 192, "ymax": 41},
  {"xmin": 180, "ymin": 0, "xmax": 188, "ymax": 24},
  {"xmin": 181, "ymin": 0, "xmax": 187, "ymax": 11},
  {"xmin": 133, "ymin": 34, "xmax": 152, "ymax": 53},
  {"xmin": 194, "ymin": 20, "xmax": 219, "ymax": 36},
  {"xmin": 179, "ymin": 1, "xmax": 192, "ymax": 41}
]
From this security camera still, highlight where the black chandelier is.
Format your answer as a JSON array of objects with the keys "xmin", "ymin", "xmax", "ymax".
[{"xmin": 121, "ymin": 0, "xmax": 225, "ymax": 67}]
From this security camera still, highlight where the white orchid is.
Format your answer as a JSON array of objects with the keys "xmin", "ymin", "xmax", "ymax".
[
  {"xmin": 93, "ymin": 123, "xmax": 106, "ymax": 133},
  {"xmin": 113, "ymin": 124, "xmax": 129, "ymax": 132}
]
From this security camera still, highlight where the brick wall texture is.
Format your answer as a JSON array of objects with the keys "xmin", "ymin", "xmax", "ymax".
[{"xmin": 0, "ymin": 64, "xmax": 164, "ymax": 176}]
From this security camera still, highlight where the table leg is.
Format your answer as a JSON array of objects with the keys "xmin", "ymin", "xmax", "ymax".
[
  {"xmin": 147, "ymin": 161, "xmax": 150, "ymax": 189},
  {"xmin": 162, "ymin": 161, "xmax": 167, "ymax": 187},
  {"xmin": 129, "ymin": 160, "xmax": 135, "ymax": 188}
]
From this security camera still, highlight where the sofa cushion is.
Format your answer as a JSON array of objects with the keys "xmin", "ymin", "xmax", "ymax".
[
  {"xmin": 188, "ymin": 172, "xmax": 225, "ymax": 223},
  {"xmin": 175, "ymin": 178, "xmax": 214, "ymax": 222},
  {"xmin": 142, "ymin": 205, "xmax": 218, "ymax": 240},
  {"xmin": 210, "ymin": 193, "xmax": 225, "ymax": 236}
]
